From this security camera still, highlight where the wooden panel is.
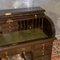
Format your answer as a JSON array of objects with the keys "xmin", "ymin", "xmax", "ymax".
[
  {"xmin": 32, "ymin": 39, "xmax": 54, "ymax": 58},
  {"xmin": 1, "ymin": 21, "xmax": 18, "ymax": 33},
  {"xmin": 44, "ymin": 42, "xmax": 53, "ymax": 55},
  {"xmin": 34, "ymin": 55, "xmax": 51, "ymax": 60}
]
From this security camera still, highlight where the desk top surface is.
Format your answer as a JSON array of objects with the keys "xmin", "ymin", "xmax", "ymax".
[{"xmin": 0, "ymin": 29, "xmax": 47, "ymax": 47}]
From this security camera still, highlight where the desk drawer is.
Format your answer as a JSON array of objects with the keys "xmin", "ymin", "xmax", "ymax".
[
  {"xmin": 0, "ymin": 20, "xmax": 18, "ymax": 33},
  {"xmin": 34, "ymin": 55, "xmax": 51, "ymax": 60}
]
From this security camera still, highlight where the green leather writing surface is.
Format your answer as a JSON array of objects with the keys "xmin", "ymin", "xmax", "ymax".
[{"xmin": 0, "ymin": 29, "xmax": 47, "ymax": 46}]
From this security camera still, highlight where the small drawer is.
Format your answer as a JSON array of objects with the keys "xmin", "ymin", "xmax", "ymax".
[
  {"xmin": 1, "ymin": 20, "xmax": 18, "ymax": 33},
  {"xmin": 45, "ymin": 45, "xmax": 52, "ymax": 54},
  {"xmin": 34, "ymin": 57, "xmax": 41, "ymax": 60},
  {"xmin": 33, "ymin": 49, "xmax": 43, "ymax": 57},
  {"xmin": 32, "ymin": 43, "xmax": 43, "ymax": 50},
  {"xmin": 41, "ymin": 55, "xmax": 51, "ymax": 60},
  {"xmin": 45, "ymin": 42, "xmax": 53, "ymax": 46},
  {"xmin": 32, "ymin": 43, "xmax": 45, "ymax": 57},
  {"xmin": 44, "ymin": 42, "xmax": 53, "ymax": 55},
  {"xmin": 34, "ymin": 55, "xmax": 51, "ymax": 60}
]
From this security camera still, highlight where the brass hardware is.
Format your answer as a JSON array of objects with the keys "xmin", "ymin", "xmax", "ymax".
[
  {"xmin": 5, "ymin": 13, "xmax": 12, "ymax": 16},
  {"xmin": 35, "ymin": 14, "xmax": 37, "ymax": 18},
  {"xmin": 9, "ymin": 26, "xmax": 11, "ymax": 28},
  {"xmin": 4, "ymin": 52, "xmax": 9, "ymax": 59},
  {"xmin": 22, "ymin": 48, "xmax": 26, "ymax": 52},
  {"xmin": 5, "ymin": 52, "xmax": 8, "ymax": 57},
  {"xmin": 16, "ymin": 54, "xmax": 24, "ymax": 60},
  {"xmin": 1, "ymin": 58, "xmax": 6, "ymax": 60},
  {"xmin": 6, "ymin": 19, "xmax": 13, "ymax": 23},
  {"xmin": 29, "ymin": 26, "xmax": 32, "ymax": 29},
  {"xmin": 5, "ymin": 52, "xmax": 8, "ymax": 56},
  {"xmin": 42, "ymin": 50, "xmax": 44, "ymax": 55},
  {"xmin": 42, "ymin": 44, "xmax": 45, "ymax": 49},
  {"xmin": 42, "ymin": 53, "xmax": 44, "ymax": 55},
  {"xmin": 42, "ymin": 44, "xmax": 45, "ymax": 55}
]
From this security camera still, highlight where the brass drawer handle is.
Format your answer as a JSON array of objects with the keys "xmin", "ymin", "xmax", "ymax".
[
  {"xmin": 35, "ymin": 14, "xmax": 37, "ymax": 18},
  {"xmin": 42, "ymin": 50, "xmax": 44, "ymax": 55},
  {"xmin": 42, "ymin": 44, "xmax": 45, "ymax": 49},
  {"xmin": 42, "ymin": 52, "xmax": 44, "ymax": 55},
  {"xmin": 5, "ymin": 51, "xmax": 8, "ymax": 55},
  {"xmin": 9, "ymin": 26, "xmax": 11, "ymax": 28},
  {"xmin": 5, "ymin": 13, "xmax": 12, "ymax": 16},
  {"xmin": 6, "ymin": 19, "xmax": 13, "ymax": 23}
]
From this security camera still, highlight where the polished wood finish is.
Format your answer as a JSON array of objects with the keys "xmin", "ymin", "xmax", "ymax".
[{"xmin": 0, "ymin": 7, "xmax": 56, "ymax": 60}]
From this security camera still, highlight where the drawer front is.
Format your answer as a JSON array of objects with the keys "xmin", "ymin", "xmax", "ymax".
[
  {"xmin": 1, "ymin": 19, "xmax": 18, "ymax": 33},
  {"xmin": 44, "ymin": 44, "xmax": 52, "ymax": 55},
  {"xmin": 32, "ymin": 39, "xmax": 53, "ymax": 58},
  {"xmin": 44, "ymin": 40, "xmax": 53, "ymax": 55},
  {"xmin": 34, "ymin": 55, "xmax": 51, "ymax": 60},
  {"xmin": 0, "ymin": 43, "xmax": 32, "ymax": 58},
  {"xmin": 32, "ymin": 42, "xmax": 43, "ymax": 57},
  {"xmin": 33, "ymin": 49, "xmax": 43, "ymax": 57},
  {"xmin": 0, "ymin": 39, "xmax": 54, "ymax": 59}
]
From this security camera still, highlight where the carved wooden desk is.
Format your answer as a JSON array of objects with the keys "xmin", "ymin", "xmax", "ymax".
[{"xmin": 0, "ymin": 7, "xmax": 56, "ymax": 60}]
